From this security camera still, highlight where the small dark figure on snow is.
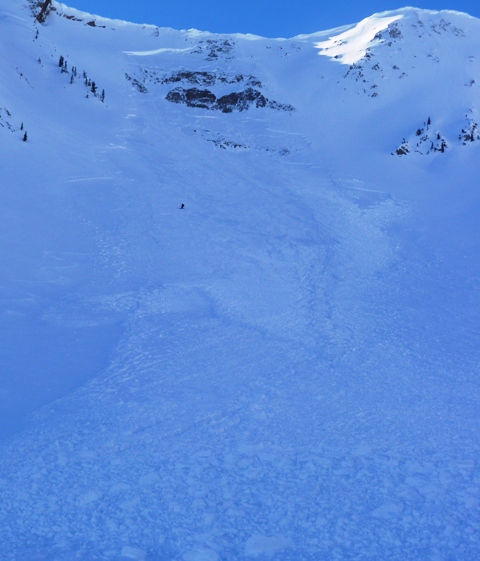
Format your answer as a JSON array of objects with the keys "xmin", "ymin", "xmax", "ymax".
[
  {"xmin": 180, "ymin": 203, "xmax": 185, "ymax": 209},
  {"xmin": 22, "ymin": 132, "xmax": 28, "ymax": 142}
]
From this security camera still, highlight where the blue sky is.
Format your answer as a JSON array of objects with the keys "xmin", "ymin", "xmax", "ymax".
[{"xmin": 71, "ymin": 1, "xmax": 480, "ymax": 37}]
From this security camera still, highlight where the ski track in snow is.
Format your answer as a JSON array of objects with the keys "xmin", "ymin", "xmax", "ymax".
[{"xmin": 0, "ymin": 1, "xmax": 480, "ymax": 559}]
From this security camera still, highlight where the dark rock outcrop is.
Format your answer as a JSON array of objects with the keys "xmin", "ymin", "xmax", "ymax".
[
  {"xmin": 86, "ymin": 20, "xmax": 106, "ymax": 28},
  {"xmin": 164, "ymin": 72, "xmax": 217, "ymax": 87},
  {"xmin": 158, "ymin": 71, "xmax": 262, "ymax": 88},
  {"xmin": 166, "ymin": 88, "xmax": 216, "ymax": 109},
  {"xmin": 125, "ymin": 74, "xmax": 148, "ymax": 93},
  {"xmin": 374, "ymin": 22, "xmax": 403, "ymax": 41},
  {"xmin": 166, "ymin": 87, "xmax": 294, "ymax": 113},
  {"xmin": 216, "ymin": 88, "xmax": 268, "ymax": 112},
  {"xmin": 34, "ymin": 0, "xmax": 53, "ymax": 23}
]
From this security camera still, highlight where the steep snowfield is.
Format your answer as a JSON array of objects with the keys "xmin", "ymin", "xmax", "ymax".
[
  {"xmin": 1, "ymin": 1, "xmax": 480, "ymax": 559},
  {"xmin": 316, "ymin": 13, "xmax": 404, "ymax": 64}
]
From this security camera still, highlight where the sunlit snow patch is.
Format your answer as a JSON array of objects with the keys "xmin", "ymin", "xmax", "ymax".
[
  {"xmin": 124, "ymin": 47, "xmax": 194, "ymax": 56},
  {"xmin": 315, "ymin": 14, "xmax": 403, "ymax": 64}
]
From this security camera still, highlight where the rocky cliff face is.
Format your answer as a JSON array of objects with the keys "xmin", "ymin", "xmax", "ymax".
[{"xmin": 165, "ymin": 85, "xmax": 294, "ymax": 112}]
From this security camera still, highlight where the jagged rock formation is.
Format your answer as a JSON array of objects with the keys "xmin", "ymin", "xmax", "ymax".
[
  {"xmin": 34, "ymin": 0, "xmax": 53, "ymax": 23},
  {"xmin": 190, "ymin": 38, "xmax": 235, "ymax": 60},
  {"xmin": 141, "ymin": 70, "xmax": 263, "ymax": 88},
  {"xmin": 125, "ymin": 73, "xmax": 148, "ymax": 93},
  {"xmin": 374, "ymin": 21, "xmax": 404, "ymax": 41},
  {"xmin": 125, "ymin": 68, "xmax": 294, "ymax": 112},
  {"xmin": 395, "ymin": 139, "xmax": 411, "ymax": 156},
  {"xmin": 166, "ymin": 86, "xmax": 294, "ymax": 113}
]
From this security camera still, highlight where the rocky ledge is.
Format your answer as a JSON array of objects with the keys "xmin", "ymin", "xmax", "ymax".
[
  {"xmin": 166, "ymin": 87, "xmax": 294, "ymax": 113},
  {"xmin": 150, "ymin": 70, "xmax": 262, "ymax": 88}
]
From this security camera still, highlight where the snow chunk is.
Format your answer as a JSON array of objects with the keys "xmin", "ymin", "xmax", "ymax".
[
  {"xmin": 182, "ymin": 547, "xmax": 220, "ymax": 561},
  {"xmin": 138, "ymin": 472, "xmax": 159, "ymax": 485},
  {"xmin": 120, "ymin": 546, "xmax": 146, "ymax": 560},
  {"xmin": 316, "ymin": 14, "xmax": 403, "ymax": 64},
  {"xmin": 372, "ymin": 502, "xmax": 404, "ymax": 518},
  {"xmin": 76, "ymin": 490, "xmax": 102, "ymax": 506},
  {"xmin": 245, "ymin": 534, "xmax": 293, "ymax": 556}
]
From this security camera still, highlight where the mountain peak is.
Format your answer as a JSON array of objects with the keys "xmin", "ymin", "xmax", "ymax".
[
  {"xmin": 315, "ymin": 13, "xmax": 404, "ymax": 64},
  {"xmin": 315, "ymin": 6, "xmax": 477, "ymax": 64}
]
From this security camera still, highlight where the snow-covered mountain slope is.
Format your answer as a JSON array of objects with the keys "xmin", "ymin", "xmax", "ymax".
[{"xmin": 1, "ymin": 1, "xmax": 480, "ymax": 559}]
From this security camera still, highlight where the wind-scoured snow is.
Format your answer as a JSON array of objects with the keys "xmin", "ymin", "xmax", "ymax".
[
  {"xmin": 316, "ymin": 13, "xmax": 404, "ymax": 64},
  {"xmin": 125, "ymin": 48, "xmax": 196, "ymax": 56},
  {"xmin": 0, "ymin": 1, "xmax": 480, "ymax": 560}
]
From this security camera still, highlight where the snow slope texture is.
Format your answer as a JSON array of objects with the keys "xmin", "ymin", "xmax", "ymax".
[
  {"xmin": 316, "ymin": 13, "xmax": 404, "ymax": 64},
  {"xmin": 0, "ymin": 2, "xmax": 480, "ymax": 560}
]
